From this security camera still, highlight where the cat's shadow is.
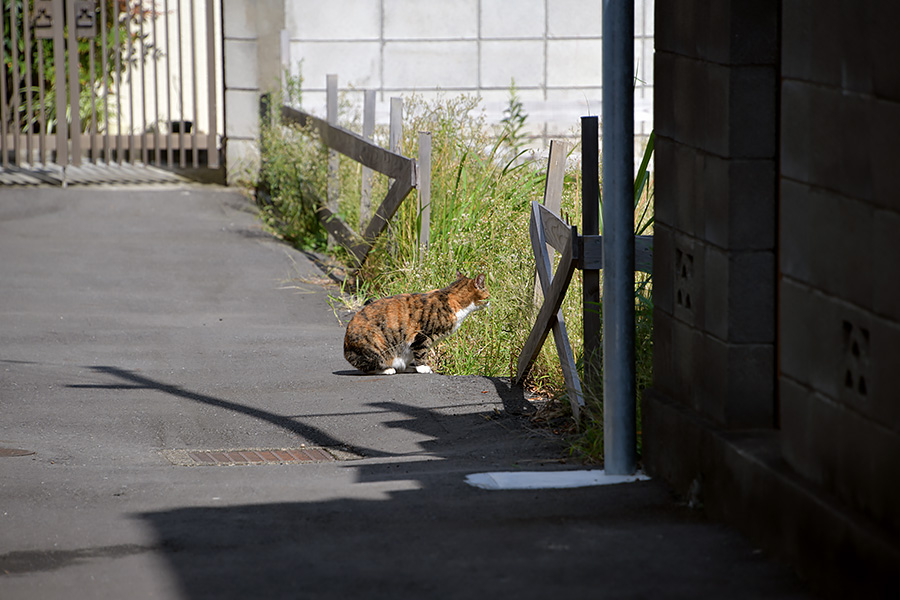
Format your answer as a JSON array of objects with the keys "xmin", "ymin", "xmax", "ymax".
[
  {"xmin": 332, "ymin": 370, "xmax": 422, "ymax": 377},
  {"xmin": 332, "ymin": 369, "xmax": 371, "ymax": 377}
]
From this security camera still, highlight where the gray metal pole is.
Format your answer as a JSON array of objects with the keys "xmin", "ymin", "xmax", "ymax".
[{"xmin": 602, "ymin": 0, "xmax": 636, "ymax": 475}]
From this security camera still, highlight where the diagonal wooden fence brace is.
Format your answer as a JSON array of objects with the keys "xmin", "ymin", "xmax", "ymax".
[
  {"xmin": 280, "ymin": 105, "xmax": 417, "ymax": 267},
  {"xmin": 514, "ymin": 201, "xmax": 584, "ymax": 419}
]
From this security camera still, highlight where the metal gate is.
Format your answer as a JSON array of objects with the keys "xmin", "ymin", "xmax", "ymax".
[{"xmin": 1, "ymin": 0, "xmax": 222, "ymax": 183}]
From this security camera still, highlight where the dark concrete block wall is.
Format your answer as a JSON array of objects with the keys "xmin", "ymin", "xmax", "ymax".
[
  {"xmin": 779, "ymin": 0, "xmax": 900, "ymax": 538},
  {"xmin": 652, "ymin": 0, "xmax": 779, "ymax": 429},
  {"xmin": 649, "ymin": 0, "xmax": 900, "ymax": 591}
]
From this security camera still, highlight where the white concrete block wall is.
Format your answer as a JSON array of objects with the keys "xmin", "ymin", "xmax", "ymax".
[{"xmin": 283, "ymin": 0, "xmax": 655, "ymax": 149}]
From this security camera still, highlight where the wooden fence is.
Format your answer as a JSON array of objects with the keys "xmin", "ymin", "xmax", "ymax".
[
  {"xmin": 275, "ymin": 76, "xmax": 431, "ymax": 267},
  {"xmin": 514, "ymin": 140, "xmax": 653, "ymax": 421}
]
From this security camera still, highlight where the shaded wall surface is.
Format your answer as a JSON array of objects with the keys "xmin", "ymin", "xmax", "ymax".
[
  {"xmin": 779, "ymin": 0, "xmax": 900, "ymax": 539},
  {"xmin": 648, "ymin": 0, "xmax": 900, "ymax": 596}
]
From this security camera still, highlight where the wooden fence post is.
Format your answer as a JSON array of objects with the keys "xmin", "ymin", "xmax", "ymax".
[
  {"xmin": 417, "ymin": 131, "xmax": 432, "ymax": 258},
  {"xmin": 389, "ymin": 98, "xmax": 402, "ymax": 154},
  {"xmin": 326, "ymin": 74, "xmax": 340, "ymax": 246},
  {"xmin": 534, "ymin": 140, "xmax": 569, "ymax": 307},
  {"xmin": 360, "ymin": 89, "xmax": 376, "ymax": 230}
]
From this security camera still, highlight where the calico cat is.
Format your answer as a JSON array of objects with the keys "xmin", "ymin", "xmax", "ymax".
[{"xmin": 343, "ymin": 272, "xmax": 489, "ymax": 375}]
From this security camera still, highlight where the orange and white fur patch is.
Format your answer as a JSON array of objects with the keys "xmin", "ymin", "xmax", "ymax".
[{"xmin": 343, "ymin": 273, "xmax": 489, "ymax": 375}]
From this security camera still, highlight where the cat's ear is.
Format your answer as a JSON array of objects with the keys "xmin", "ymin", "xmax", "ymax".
[
  {"xmin": 456, "ymin": 270, "xmax": 465, "ymax": 280},
  {"xmin": 475, "ymin": 274, "xmax": 486, "ymax": 289}
]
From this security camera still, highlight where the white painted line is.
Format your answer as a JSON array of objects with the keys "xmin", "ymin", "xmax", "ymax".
[{"xmin": 465, "ymin": 469, "xmax": 650, "ymax": 490}]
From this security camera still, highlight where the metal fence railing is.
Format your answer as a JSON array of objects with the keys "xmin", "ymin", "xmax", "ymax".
[{"xmin": 1, "ymin": 0, "xmax": 222, "ymax": 171}]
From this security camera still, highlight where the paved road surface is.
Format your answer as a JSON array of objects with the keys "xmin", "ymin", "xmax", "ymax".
[{"xmin": 0, "ymin": 185, "xmax": 811, "ymax": 599}]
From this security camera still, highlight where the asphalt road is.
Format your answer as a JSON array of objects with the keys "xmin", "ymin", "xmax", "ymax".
[{"xmin": 0, "ymin": 185, "xmax": 811, "ymax": 599}]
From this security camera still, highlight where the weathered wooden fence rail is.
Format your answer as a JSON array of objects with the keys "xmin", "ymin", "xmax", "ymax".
[
  {"xmin": 514, "ymin": 138, "xmax": 652, "ymax": 422},
  {"xmin": 275, "ymin": 75, "xmax": 432, "ymax": 268},
  {"xmin": 279, "ymin": 104, "xmax": 417, "ymax": 267}
]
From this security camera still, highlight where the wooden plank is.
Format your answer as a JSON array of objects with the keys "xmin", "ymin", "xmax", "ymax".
[
  {"xmin": 280, "ymin": 106, "xmax": 414, "ymax": 180},
  {"xmin": 532, "ymin": 202, "xmax": 554, "ymax": 291},
  {"xmin": 542, "ymin": 140, "xmax": 568, "ymax": 215},
  {"xmin": 326, "ymin": 75, "xmax": 339, "ymax": 216},
  {"xmin": 536, "ymin": 202, "xmax": 576, "ymax": 256},
  {"xmin": 635, "ymin": 235, "xmax": 654, "ymax": 274},
  {"xmin": 580, "ymin": 234, "xmax": 654, "ymax": 273},
  {"xmin": 515, "ymin": 237, "xmax": 577, "ymax": 387},
  {"xmin": 360, "ymin": 90, "xmax": 376, "ymax": 229},
  {"xmin": 534, "ymin": 140, "xmax": 569, "ymax": 306},
  {"xmin": 390, "ymin": 98, "xmax": 402, "ymax": 153},
  {"xmin": 317, "ymin": 205, "xmax": 367, "ymax": 262},
  {"xmin": 522, "ymin": 202, "xmax": 584, "ymax": 412},
  {"xmin": 362, "ymin": 161, "xmax": 416, "ymax": 243},
  {"xmin": 418, "ymin": 131, "xmax": 432, "ymax": 254},
  {"xmin": 527, "ymin": 202, "xmax": 584, "ymax": 415},
  {"xmin": 310, "ymin": 163, "xmax": 415, "ymax": 268}
]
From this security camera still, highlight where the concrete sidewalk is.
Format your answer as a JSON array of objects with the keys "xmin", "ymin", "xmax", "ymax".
[{"xmin": 0, "ymin": 186, "xmax": 811, "ymax": 599}]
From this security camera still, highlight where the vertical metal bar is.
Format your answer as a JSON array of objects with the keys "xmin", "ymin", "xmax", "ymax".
[
  {"xmin": 88, "ymin": 18, "xmax": 98, "ymax": 163},
  {"xmin": 326, "ymin": 74, "xmax": 339, "ymax": 218},
  {"xmin": 582, "ymin": 115, "xmax": 601, "ymax": 401},
  {"xmin": 360, "ymin": 89, "xmax": 376, "ymax": 229},
  {"xmin": 189, "ymin": 0, "xmax": 198, "ymax": 168},
  {"xmin": 152, "ymin": 0, "xmax": 161, "ymax": 166},
  {"xmin": 37, "ymin": 24, "xmax": 48, "ymax": 163},
  {"xmin": 52, "ymin": 0, "xmax": 67, "ymax": 166},
  {"xmin": 418, "ymin": 131, "xmax": 432, "ymax": 256},
  {"xmin": 127, "ymin": 2, "xmax": 136, "ymax": 164},
  {"xmin": 176, "ymin": 0, "xmax": 185, "ymax": 167},
  {"xmin": 10, "ymin": 0, "xmax": 21, "ymax": 164},
  {"xmin": 205, "ymin": 0, "xmax": 218, "ymax": 168},
  {"xmin": 139, "ymin": 2, "xmax": 148, "ymax": 164},
  {"xmin": 164, "ymin": 0, "xmax": 173, "ymax": 166},
  {"xmin": 1, "ymin": 3, "xmax": 9, "ymax": 168},
  {"xmin": 602, "ymin": 0, "xmax": 636, "ymax": 475},
  {"xmin": 66, "ymin": 0, "xmax": 82, "ymax": 166},
  {"xmin": 101, "ymin": 0, "xmax": 109, "ymax": 163},
  {"xmin": 114, "ymin": 0, "xmax": 123, "ymax": 164},
  {"xmin": 24, "ymin": 1, "xmax": 34, "ymax": 164}
]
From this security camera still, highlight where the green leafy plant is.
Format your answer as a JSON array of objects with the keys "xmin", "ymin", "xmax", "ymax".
[{"xmin": 499, "ymin": 78, "xmax": 529, "ymax": 159}]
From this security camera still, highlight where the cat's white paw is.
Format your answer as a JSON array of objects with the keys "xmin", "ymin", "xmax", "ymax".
[
  {"xmin": 379, "ymin": 367, "xmax": 397, "ymax": 375},
  {"xmin": 414, "ymin": 365, "xmax": 433, "ymax": 374}
]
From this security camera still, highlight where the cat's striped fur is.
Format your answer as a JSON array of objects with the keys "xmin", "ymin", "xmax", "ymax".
[{"xmin": 343, "ymin": 273, "xmax": 489, "ymax": 375}]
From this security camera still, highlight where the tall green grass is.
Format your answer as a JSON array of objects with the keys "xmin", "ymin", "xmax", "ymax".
[{"xmin": 256, "ymin": 91, "xmax": 654, "ymax": 462}]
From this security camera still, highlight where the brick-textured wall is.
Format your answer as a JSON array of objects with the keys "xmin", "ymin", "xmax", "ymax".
[
  {"xmin": 779, "ymin": 0, "xmax": 900, "ymax": 536},
  {"xmin": 652, "ymin": 0, "xmax": 779, "ymax": 428},
  {"xmin": 282, "ymin": 0, "xmax": 655, "ymax": 147}
]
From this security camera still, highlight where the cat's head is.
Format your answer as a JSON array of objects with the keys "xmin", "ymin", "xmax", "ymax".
[{"xmin": 455, "ymin": 271, "xmax": 490, "ymax": 308}]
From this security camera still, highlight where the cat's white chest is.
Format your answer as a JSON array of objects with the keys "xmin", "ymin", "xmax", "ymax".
[{"xmin": 452, "ymin": 301, "xmax": 480, "ymax": 333}]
